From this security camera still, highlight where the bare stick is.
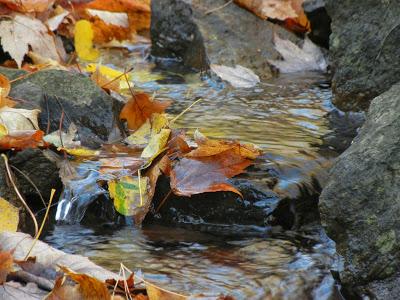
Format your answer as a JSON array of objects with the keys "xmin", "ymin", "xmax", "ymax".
[
  {"xmin": 205, "ymin": 0, "xmax": 233, "ymax": 15},
  {"xmin": 1, "ymin": 154, "xmax": 38, "ymax": 236}
]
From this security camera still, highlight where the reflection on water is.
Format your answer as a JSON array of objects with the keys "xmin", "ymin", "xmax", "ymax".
[
  {"xmin": 44, "ymin": 48, "xmax": 342, "ymax": 299},
  {"xmin": 44, "ymin": 225, "xmax": 338, "ymax": 300}
]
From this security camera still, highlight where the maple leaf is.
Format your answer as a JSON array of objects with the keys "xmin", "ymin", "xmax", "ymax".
[
  {"xmin": 119, "ymin": 93, "xmax": 172, "ymax": 131},
  {"xmin": 0, "ymin": 14, "xmax": 61, "ymax": 68}
]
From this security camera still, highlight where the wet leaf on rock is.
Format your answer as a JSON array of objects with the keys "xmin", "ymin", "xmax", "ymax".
[
  {"xmin": 119, "ymin": 93, "xmax": 171, "ymax": 131},
  {"xmin": 211, "ymin": 64, "xmax": 260, "ymax": 88},
  {"xmin": 0, "ymin": 198, "xmax": 19, "ymax": 233}
]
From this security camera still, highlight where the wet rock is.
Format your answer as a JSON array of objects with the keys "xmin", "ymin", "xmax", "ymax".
[
  {"xmin": 326, "ymin": 0, "xmax": 400, "ymax": 111},
  {"xmin": 151, "ymin": 0, "xmax": 300, "ymax": 77},
  {"xmin": 319, "ymin": 83, "xmax": 400, "ymax": 298},
  {"xmin": 0, "ymin": 67, "xmax": 120, "ymax": 148}
]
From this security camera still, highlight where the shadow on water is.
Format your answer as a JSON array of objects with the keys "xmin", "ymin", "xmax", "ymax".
[{"xmin": 43, "ymin": 47, "xmax": 351, "ymax": 299}]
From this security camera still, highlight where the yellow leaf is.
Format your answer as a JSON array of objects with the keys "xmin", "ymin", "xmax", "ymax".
[
  {"xmin": 141, "ymin": 128, "xmax": 170, "ymax": 159},
  {"xmin": 85, "ymin": 63, "xmax": 129, "ymax": 79},
  {"xmin": 125, "ymin": 113, "xmax": 169, "ymax": 146},
  {"xmin": 74, "ymin": 20, "xmax": 100, "ymax": 61},
  {"xmin": 108, "ymin": 175, "xmax": 149, "ymax": 216},
  {"xmin": 0, "ymin": 197, "xmax": 19, "ymax": 232},
  {"xmin": 0, "ymin": 124, "xmax": 8, "ymax": 139},
  {"xmin": 59, "ymin": 147, "xmax": 100, "ymax": 157}
]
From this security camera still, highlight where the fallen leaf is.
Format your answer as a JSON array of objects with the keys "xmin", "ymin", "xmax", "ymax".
[
  {"xmin": 120, "ymin": 93, "xmax": 171, "ymax": 131},
  {"xmin": 268, "ymin": 34, "xmax": 327, "ymax": 73},
  {"xmin": 46, "ymin": 276, "xmax": 81, "ymax": 300},
  {"xmin": 211, "ymin": 64, "xmax": 260, "ymax": 88},
  {"xmin": 141, "ymin": 129, "xmax": 171, "ymax": 159},
  {"xmin": 0, "ymin": 130, "xmax": 45, "ymax": 150},
  {"xmin": 86, "ymin": 63, "xmax": 126, "ymax": 92},
  {"xmin": 0, "ymin": 107, "xmax": 40, "ymax": 131},
  {"xmin": 0, "ymin": 14, "xmax": 61, "ymax": 67},
  {"xmin": 145, "ymin": 280, "xmax": 187, "ymax": 300},
  {"xmin": 0, "ymin": 74, "xmax": 15, "ymax": 108},
  {"xmin": 0, "ymin": 198, "xmax": 19, "ymax": 233},
  {"xmin": 44, "ymin": 123, "xmax": 80, "ymax": 148},
  {"xmin": 74, "ymin": 19, "xmax": 100, "ymax": 61},
  {"xmin": 57, "ymin": 266, "xmax": 111, "ymax": 300},
  {"xmin": 108, "ymin": 175, "xmax": 149, "ymax": 217},
  {"xmin": 87, "ymin": 9, "xmax": 129, "ymax": 28},
  {"xmin": 0, "ymin": 251, "xmax": 13, "ymax": 284},
  {"xmin": 47, "ymin": 10, "xmax": 70, "ymax": 31},
  {"xmin": 125, "ymin": 113, "xmax": 169, "ymax": 146},
  {"xmin": 0, "ymin": 0, "xmax": 55, "ymax": 13},
  {"xmin": 170, "ymin": 152, "xmax": 251, "ymax": 197},
  {"xmin": 59, "ymin": 147, "xmax": 100, "ymax": 157}
]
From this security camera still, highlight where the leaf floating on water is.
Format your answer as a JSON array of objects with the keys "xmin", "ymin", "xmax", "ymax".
[
  {"xmin": 0, "ymin": 14, "xmax": 61, "ymax": 67},
  {"xmin": 74, "ymin": 20, "xmax": 100, "ymax": 61},
  {"xmin": 268, "ymin": 34, "xmax": 327, "ymax": 73},
  {"xmin": 108, "ymin": 175, "xmax": 149, "ymax": 216},
  {"xmin": 211, "ymin": 64, "xmax": 260, "ymax": 88},
  {"xmin": 0, "ymin": 198, "xmax": 19, "ymax": 233},
  {"xmin": 120, "ymin": 93, "xmax": 171, "ymax": 131}
]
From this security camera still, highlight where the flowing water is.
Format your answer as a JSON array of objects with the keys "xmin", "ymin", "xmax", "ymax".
[{"xmin": 44, "ymin": 47, "xmax": 346, "ymax": 299}]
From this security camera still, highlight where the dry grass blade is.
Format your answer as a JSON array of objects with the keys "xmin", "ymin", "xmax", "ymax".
[{"xmin": 1, "ymin": 153, "xmax": 38, "ymax": 236}]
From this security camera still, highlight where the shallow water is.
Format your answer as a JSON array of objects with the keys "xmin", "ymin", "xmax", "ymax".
[{"xmin": 45, "ymin": 47, "xmax": 342, "ymax": 299}]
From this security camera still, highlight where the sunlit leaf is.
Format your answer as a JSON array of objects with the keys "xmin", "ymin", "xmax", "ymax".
[
  {"xmin": 0, "ymin": 198, "xmax": 19, "ymax": 233},
  {"xmin": 120, "ymin": 93, "xmax": 171, "ymax": 131},
  {"xmin": 108, "ymin": 175, "xmax": 149, "ymax": 216},
  {"xmin": 74, "ymin": 20, "xmax": 100, "ymax": 61}
]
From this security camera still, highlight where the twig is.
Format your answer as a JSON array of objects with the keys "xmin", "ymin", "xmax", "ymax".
[
  {"xmin": 205, "ymin": 0, "xmax": 233, "ymax": 15},
  {"xmin": 9, "ymin": 66, "xmax": 50, "ymax": 84},
  {"xmin": 24, "ymin": 189, "xmax": 56, "ymax": 261},
  {"xmin": 58, "ymin": 110, "xmax": 65, "ymax": 148},
  {"xmin": 45, "ymin": 95, "xmax": 51, "ymax": 135},
  {"xmin": 169, "ymin": 97, "xmax": 203, "ymax": 124},
  {"xmin": 10, "ymin": 165, "xmax": 46, "ymax": 208},
  {"xmin": 1, "ymin": 154, "xmax": 38, "ymax": 236},
  {"xmin": 155, "ymin": 190, "xmax": 172, "ymax": 214}
]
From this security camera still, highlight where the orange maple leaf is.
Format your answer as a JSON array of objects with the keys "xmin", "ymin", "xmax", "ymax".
[{"xmin": 119, "ymin": 93, "xmax": 171, "ymax": 131}]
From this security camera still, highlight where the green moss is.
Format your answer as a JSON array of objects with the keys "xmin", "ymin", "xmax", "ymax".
[{"xmin": 375, "ymin": 230, "xmax": 396, "ymax": 254}]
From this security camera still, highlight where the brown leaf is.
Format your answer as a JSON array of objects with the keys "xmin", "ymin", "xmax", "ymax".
[
  {"xmin": 0, "ymin": 74, "xmax": 15, "ymax": 108},
  {"xmin": 170, "ymin": 151, "xmax": 252, "ymax": 197},
  {"xmin": 120, "ymin": 93, "xmax": 171, "ymax": 131},
  {"xmin": 54, "ymin": 266, "xmax": 111, "ymax": 300},
  {"xmin": 0, "ymin": 0, "xmax": 55, "ymax": 13},
  {"xmin": 145, "ymin": 280, "xmax": 187, "ymax": 300},
  {"xmin": 0, "ymin": 251, "xmax": 13, "ymax": 284},
  {"xmin": 0, "ymin": 130, "xmax": 45, "ymax": 150}
]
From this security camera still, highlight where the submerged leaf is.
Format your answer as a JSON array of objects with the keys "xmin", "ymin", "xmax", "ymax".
[
  {"xmin": 120, "ymin": 93, "xmax": 171, "ymax": 131},
  {"xmin": 268, "ymin": 35, "xmax": 327, "ymax": 73},
  {"xmin": 211, "ymin": 64, "xmax": 260, "ymax": 88},
  {"xmin": 74, "ymin": 20, "xmax": 100, "ymax": 61},
  {"xmin": 0, "ymin": 198, "xmax": 19, "ymax": 232}
]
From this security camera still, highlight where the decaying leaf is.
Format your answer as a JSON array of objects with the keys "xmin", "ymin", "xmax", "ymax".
[
  {"xmin": 0, "ymin": 14, "xmax": 61, "ymax": 67},
  {"xmin": 211, "ymin": 64, "xmax": 260, "ymax": 88},
  {"xmin": 120, "ymin": 93, "xmax": 171, "ymax": 131},
  {"xmin": 108, "ymin": 175, "xmax": 149, "ymax": 217},
  {"xmin": 0, "ymin": 0, "xmax": 55, "ymax": 13},
  {"xmin": 0, "ymin": 251, "xmax": 13, "ymax": 284},
  {"xmin": 268, "ymin": 34, "xmax": 327, "ymax": 73},
  {"xmin": 0, "ymin": 107, "xmax": 40, "ymax": 131},
  {"xmin": 0, "ymin": 198, "xmax": 19, "ymax": 233},
  {"xmin": 74, "ymin": 19, "xmax": 100, "ymax": 61}
]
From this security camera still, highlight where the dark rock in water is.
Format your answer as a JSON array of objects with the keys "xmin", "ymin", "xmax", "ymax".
[
  {"xmin": 151, "ymin": 0, "xmax": 300, "ymax": 77},
  {"xmin": 303, "ymin": 0, "xmax": 331, "ymax": 49},
  {"xmin": 326, "ymin": 0, "xmax": 400, "ymax": 111},
  {"xmin": 0, "ymin": 67, "xmax": 120, "ymax": 148},
  {"xmin": 151, "ymin": 0, "xmax": 209, "ymax": 71},
  {"xmin": 319, "ymin": 83, "xmax": 400, "ymax": 298}
]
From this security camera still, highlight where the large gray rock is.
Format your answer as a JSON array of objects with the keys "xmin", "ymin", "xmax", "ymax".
[
  {"xmin": 326, "ymin": 0, "xmax": 400, "ymax": 111},
  {"xmin": 151, "ymin": 0, "xmax": 300, "ymax": 77},
  {"xmin": 0, "ymin": 67, "xmax": 120, "ymax": 148},
  {"xmin": 319, "ymin": 83, "xmax": 400, "ymax": 298}
]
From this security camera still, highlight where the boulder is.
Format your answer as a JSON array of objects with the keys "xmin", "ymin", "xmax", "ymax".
[
  {"xmin": 151, "ymin": 0, "xmax": 300, "ymax": 77},
  {"xmin": 326, "ymin": 0, "xmax": 400, "ymax": 111},
  {"xmin": 319, "ymin": 83, "xmax": 400, "ymax": 298},
  {"xmin": 0, "ymin": 67, "xmax": 121, "ymax": 148}
]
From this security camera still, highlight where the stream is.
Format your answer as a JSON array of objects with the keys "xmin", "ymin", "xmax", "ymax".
[{"xmin": 44, "ymin": 47, "xmax": 345, "ymax": 299}]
